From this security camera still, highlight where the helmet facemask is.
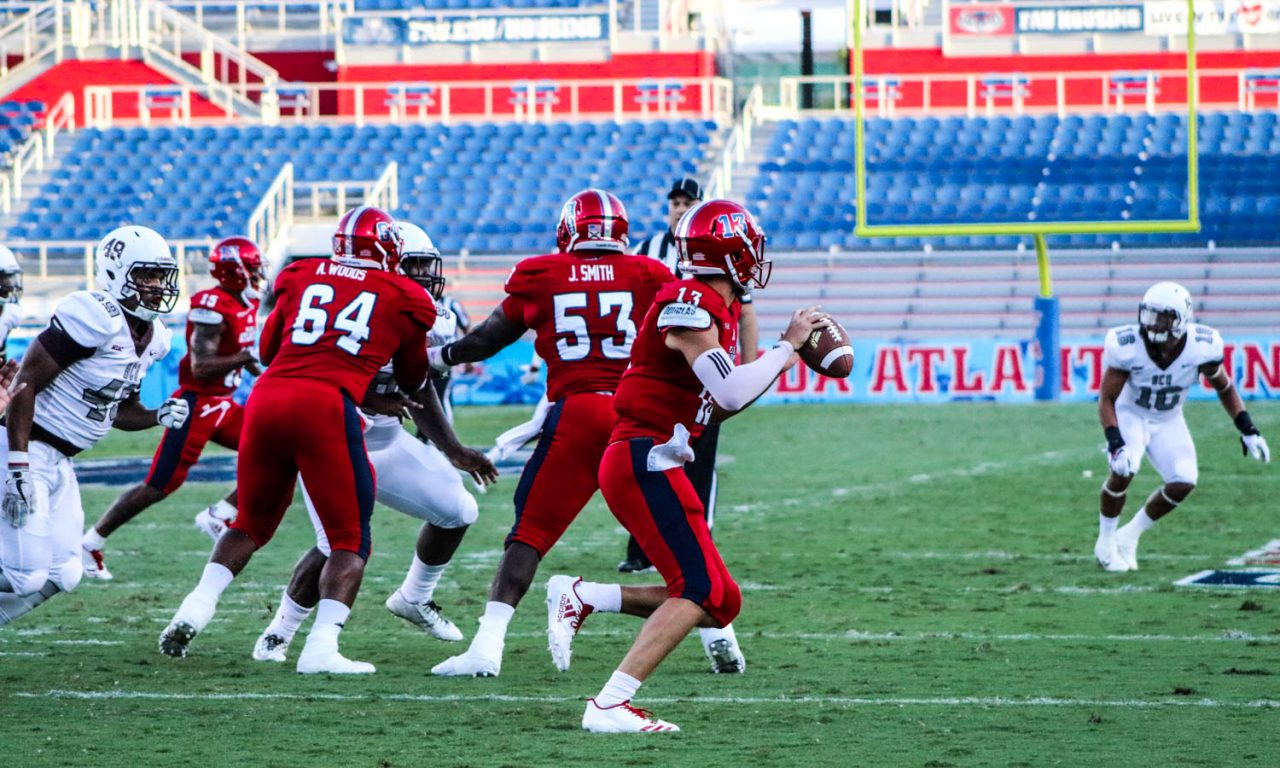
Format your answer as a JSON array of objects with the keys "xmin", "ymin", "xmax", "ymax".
[
  {"xmin": 0, "ymin": 271, "xmax": 23, "ymax": 304},
  {"xmin": 122, "ymin": 263, "xmax": 181, "ymax": 321},
  {"xmin": 1138, "ymin": 303, "xmax": 1185, "ymax": 345},
  {"xmin": 400, "ymin": 251, "xmax": 446, "ymax": 300}
]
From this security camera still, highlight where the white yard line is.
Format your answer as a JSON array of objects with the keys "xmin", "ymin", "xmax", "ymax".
[
  {"xmin": 13, "ymin": 689, "xmax": 1279, "ymax": 709},
  {"xmin": 8, "ymin": 629, "xmax": 1270, "ymax": 646}
]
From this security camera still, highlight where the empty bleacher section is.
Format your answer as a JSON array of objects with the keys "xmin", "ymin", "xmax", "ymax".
[
  {"xmin": 751, "ymin": 113, "xmax": 1280, "ymax": 252},
  {"xmin": 2, "ymin": 119, "xmax": 717, "ymax": 251},
  {"xmin": 445, "ymin": 249, "xmax": 1280, "ymax": 340},
  {"xmin": 0, "ymin": 100, "xmax": 46, "ymax": 168}
]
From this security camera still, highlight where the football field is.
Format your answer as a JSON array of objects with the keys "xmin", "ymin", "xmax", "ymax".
[{"xmin": 2, "ymin": 402, "xmax": 1277, "ymax": 767}]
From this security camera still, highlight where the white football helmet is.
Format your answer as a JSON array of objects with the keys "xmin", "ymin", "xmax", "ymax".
[
  {"xmin": 396, "ymin": 221, "xmax": 445, "ymax": 300},
  {"xmin": 94, "ymin": 226, "xmax": 180, "ymax": 321},
  {"xmin": 0, "ymin": 244, "xmax": 22, "ymax": 304},
  {"xmin": 1139, "ymin": 281, "xmax": 1193, "ymax": 344}
]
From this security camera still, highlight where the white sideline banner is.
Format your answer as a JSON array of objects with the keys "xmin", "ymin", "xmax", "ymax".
[{"xmin": 1144, "ymin": 0, "xmax": 1280, "ymax": 35}]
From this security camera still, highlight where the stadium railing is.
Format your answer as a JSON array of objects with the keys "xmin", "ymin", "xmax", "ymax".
[
  {"xmin": 0, "ymin": 0, "xmax": 63, "ymax": 83},
  {"xmin": 708, "ymin": 83, "xmax": 761, "ymax": 199},
  {"xmin": 81, "ymin": 76, "xmax": 733, "ymax": 126},
  {"xmin": 2, "ymin": 92, "xmax": 74, "ymax": 211},
  {"xmin": 773, "ymin": 68, "xmax": 1280, "ymax": 117},
  {"xmin": 246, "ymin": 161, "xmax": 294, "ymax": 260},
  {"xmin": 162, "ymin": 0, "xmax": 351, "ymax": 45}
]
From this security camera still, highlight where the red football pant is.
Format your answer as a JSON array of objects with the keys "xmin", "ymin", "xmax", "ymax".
[
  {"xmin": 145, "ymin": 390, "xmax": 244, "ymax": 495},
  {"xmin": 599, "ymin": 438, "xmax": 742, "ymax": 627},
  {"xmin": 229, "ymin": 380, "xmax": 376, "ymax": 559},
  {"xmin": 507, "ymin": 392, "xmax": 615, "ymax": 556}
]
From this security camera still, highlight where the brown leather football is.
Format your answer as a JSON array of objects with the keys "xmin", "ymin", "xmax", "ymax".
[{"xmin": 798, "ymin": 318, "xmax": 853, "ymax": 378}]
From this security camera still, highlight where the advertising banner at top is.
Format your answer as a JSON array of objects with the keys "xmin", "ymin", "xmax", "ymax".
[
  {"xmin": 948, "ymin": 4, "xmax": 1017, "ymax": 35},
  {"xmin": 1015, "ymin": 4, "xmax": 1145, "ymax": 32},
  {"xmin": 1144, "ymin": 0, "xmax": 1280, "ymax": 35},
  {"xmin": 343, "ymin": 13, "xmax": 610, "ymax": 47}
]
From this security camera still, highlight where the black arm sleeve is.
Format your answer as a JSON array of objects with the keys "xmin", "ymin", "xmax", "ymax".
[{"xmin": 39, "ymin": 319, "xmax": 96, "ymax": 368}]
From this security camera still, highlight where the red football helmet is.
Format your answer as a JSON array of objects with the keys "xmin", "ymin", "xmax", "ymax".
[
  {"xmin": 209, "ymin": 236, "xmax": 263, "ymax": 293},
  {"xmin": 556, "ymin": 189, "xmax": 629, "ymax": 254},
  {"xmin": 333, "ymin": 206, "xmax": 403, "ymax": 271},
  {"xmin": 674, "ymin": 199, "xmax": 771, "ymax": 290}
]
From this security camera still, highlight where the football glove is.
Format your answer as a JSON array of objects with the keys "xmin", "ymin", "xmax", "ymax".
[
  {"xmin": 428, "ymin": 346, "xmax": 449, "ymax": 374},
  {"xmin": 1108, "ymin": 446, "xmax": 1138, "ymax": 477},
  {"xmin": 3, "ymin": 452, "xmax": 34, "ymax": 529},
  {"xmin": 1242, "ymin": 434, "xmax": 1271, "ymax": 463},
  {"xmin": 157, "ymin": 398, "xmax": 190, "ymax": 430},
  {"xmin": 519, "ymin": 363, "xmax": 542, "ymax": 386}
]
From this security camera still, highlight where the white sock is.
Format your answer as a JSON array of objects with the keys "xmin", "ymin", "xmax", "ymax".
[
  {"xmin": 209, "ymin": 500, "xmax": 237, "ymax": 523},
  {"xmin": 699, "ymin": 623, "xmax": 738, "ymax": 647},
  {"xmin": 306, "ymin": 598, "xmax": 350, "ymax": 648},
  {"xmin": 400, "ymin": 556, "xmax": 446, "ymax": 604},
  {"xmin": 267, "ymin": 591, "xmax": 313, "ymax": 641},
  {"xmin": 576, "ymin": 581, "xmax": 622, "ymax": 613},
  {"xmin": 192, "ymin": 563, "xmax": 234, "ymax": 604},
  {"xmin": 1098, "ymin": 514, "xmax": 1118, "ymax": 537},
  {"xmin": 469, "ymin": 601, "xmax": 514, "ymax": 657},
  {"xmin": 1128, "ymin": 508, "xmax": 1156, "ymax": 535},
  {"xmin": 83, "ymin": 528, "xmax": 107, "ymax": 550},
  {"xmin": 595, "ymin": 670, "xmax": 642, "ymax": 708}
]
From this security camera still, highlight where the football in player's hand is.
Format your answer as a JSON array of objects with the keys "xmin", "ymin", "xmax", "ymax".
[{"xmin": 799, "ymin": 317, "xmax": 853, "ymax": 378}]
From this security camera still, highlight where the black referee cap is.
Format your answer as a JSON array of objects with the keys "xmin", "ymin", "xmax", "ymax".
[{"xmin": 667, "ymin": 177, "xmax": 703, "ymax": 201}]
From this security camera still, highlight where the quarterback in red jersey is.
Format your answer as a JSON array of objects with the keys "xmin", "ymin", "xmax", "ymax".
[
  {"xmin": 81, "ymin": 237, "xmax": 263, "ymax": 580},
  {"xmin": 544, "ymin": 200, "xmax": 829, "ymax": 733},
  {"xmin": 430, "ymin": 189, "xmax": 674, "ymax": 678},
  {"xmin": 160, "ymin": 207, "xmax": 438, "ymax": 674}
]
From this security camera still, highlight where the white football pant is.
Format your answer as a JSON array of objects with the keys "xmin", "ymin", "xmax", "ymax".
[
  {"xmin": 303, "ymin": 428, "xmax": 479, "ymax": 556},
  {"xmin": 1115, "ymin": 406, "xmax": 1199, "ymax": 485},
  {"xmin": 0, "ymin": 440, "xmax": 85, "ymax": 596}
]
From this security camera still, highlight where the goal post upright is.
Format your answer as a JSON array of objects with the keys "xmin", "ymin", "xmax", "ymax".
[{"xmin": 849, "ymin": 0, "xmax": 1201, "ymax": 400}]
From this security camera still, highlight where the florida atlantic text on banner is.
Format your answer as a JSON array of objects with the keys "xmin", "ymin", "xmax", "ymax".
[{"xmin": 758, "ymin": 336, "xmax": 1280, "ymax": 404}]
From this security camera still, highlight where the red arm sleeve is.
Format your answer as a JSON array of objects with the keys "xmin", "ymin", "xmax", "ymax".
[
  {"xmin": 257, "ymin": 264, "xmax": 297, "ymax": 365},
  {"xmin": 392, "ymin": 326, "xmax": 429, "ymax": 393},
  {"xmin": 257, "ymin": 304, "xmax": 285, "ymax": 366}
]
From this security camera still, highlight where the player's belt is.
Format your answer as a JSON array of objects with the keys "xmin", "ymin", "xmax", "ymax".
[{"xmin": 30, "ymin": 422, "xmax": 84, "ymax": 457}]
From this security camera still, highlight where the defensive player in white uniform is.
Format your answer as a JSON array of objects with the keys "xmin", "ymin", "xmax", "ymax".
[
  {"xmin": 250, "ymin": 223, "xmax": 497, "ymax": 662},
  {"xmin": 0, "ymin": 227, "xmax": 191, "ymax": 625},
  {"xmin": 0, "ymin": 245, "xmax": 26, "ymax": 364},
  {"xmin": 1095, "ymin": 281, "xmax": 1270, "ymax": 572}
]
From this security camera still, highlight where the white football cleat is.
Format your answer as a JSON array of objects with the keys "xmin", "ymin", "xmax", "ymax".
[
  {"xmin": 704, "ymin": 637, "xmax": 746, "ymax": 674},
  {"xmin": 431, "ymin": 649, "xmax": 501, "ymax": 677},
  {"xmin": 582, "ymin": 699, "xmax": 680, "ymax": 733},
  {"xmin": 385, "ymin": 589, "xmax": 464, "ymax": 642},
  {"xmin": 81, "ymin": 545, "xmax": 113, "ymax": 581},
  {"xmin": 546, "ymin": 575, "xmax": 593, "ymax": 672},
  {"xmin": 1094, "ymin": 536, "xmax": 1131, "ymax": 572},
  {"xmin": 296, "ymin": 646, "xmax": 375, "ymax": 675},
  {"xmin": 1114, "ymin": 528, "xmax": 1140, "ymax": 572},
  {"xmin": 252, "ymin": 631, "xmax": 291, "ymax": 662},
  {"xmin": 194, "ymin": 508, "xmax": 229, "ymax": 542}
]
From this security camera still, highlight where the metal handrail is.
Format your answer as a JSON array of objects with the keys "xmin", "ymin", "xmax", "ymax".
[
  {"xmin": 81, "ymin": 75, "xmax": 733, "ymax": 127},
  {"xmin": 775, "ymin": 67, "xmax": 1280, "ymax": 118},
  {"xmin": 246, "ymin": 162, "xmax": 295, "ymax": 260}
]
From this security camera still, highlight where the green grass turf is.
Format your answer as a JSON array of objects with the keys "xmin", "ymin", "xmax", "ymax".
[{"xmin": 3, "ymin": 402, "xmax": 1278, "ymax": 767}]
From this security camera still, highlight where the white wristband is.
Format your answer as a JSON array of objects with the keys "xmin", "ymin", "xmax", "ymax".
[
  {"xmin": 774, "ymin": 339, "xmax": 797, "ymax": 353},
  {"xmin": 8, "ymin": 450, "xmax": 29, "ymax": 466}
]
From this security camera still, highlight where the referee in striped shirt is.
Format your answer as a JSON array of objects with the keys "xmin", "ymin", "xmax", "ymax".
[{"xmin": 618, "ymin": 177, "xmax": 760, "ymax": 576}]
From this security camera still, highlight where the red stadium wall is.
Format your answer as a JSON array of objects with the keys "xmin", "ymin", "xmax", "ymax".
[
  {"xmin": 335, "ymin": 52, "xmax": 717, "ymax": 118},
  {"xmin": 5, "ymin": 61, "xmax": 226, "ymax": 122},
  {"xmin": 856, "ymin": 49, "xmax": 1280, "ymax": 111}
]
